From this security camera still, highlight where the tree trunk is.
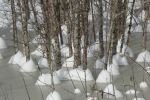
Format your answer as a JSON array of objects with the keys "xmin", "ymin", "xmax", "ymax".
[
  {"xmin": 19, "ymin": 0, "xmax": 30, "ymax": 60},
  {"xmin": 11, "ymin": 0, "xmax": 18, "ymax": 52}
]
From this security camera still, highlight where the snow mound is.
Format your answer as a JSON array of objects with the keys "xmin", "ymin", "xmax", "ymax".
[
  {"xmin": 87, "ymin": 97, "xmax": 97, "ymax": 100},
  {"xmin": 56, "ymin": 68, "xmax": 68, "ymax": 80},
  {"xmin": 18, "ymin": 56, "xmax": 27, "ymax": 66},
  {"xmin": 74, "ymin": 88, "xmax": 81, "ymax": 94},
  {"xmin": 126, "ymin": 89, "xmax": 140, "ymax": 95},
  {"xmin": 104, "ymin": 84, "xmax": 123, "ymax": 98},
  {"xmin": 8, "ymin": 51, "xmax": 24, "ymax": 64},
  {"xmin": 132, "ymin": 98, "xmax": 145, "ymax": 100},
  {"xmin": 0, "ymin": 37, "xmax": 7, "ymax": 49},
  {"xmin": 136, "ymin": 50, "xmax": 150, "ymax": 62},
  {"xmin": 31, "ymin": 45, "xmax": 44, "ymax": 57},
  {"xmin": 96, "ymin": 70, "xmax": 112, "ymax": 83},
  {"xmin": 117, "ymin": 40, "xmax": 134, "ymax": 57},
  {"xmin": 38, "ymin": 58, "xmax": 48, "ymax": 68},
  {"xmin": 107, "ymin": 64, "xmax": 120, "ymax": 75},
  {"xmin": 113, "ymin": 53, "xmax": 128, "ymax": 65},
  {"xmin": 61, "ymin": 45, "xmax": 70, "ymax": 57},
  {"xmin": 139, "ymin": 81, "xmax": 148, "ymax": 89},
  {"xmin": 62, "ymin": 56, "xmax": 74, "ymax": 68},
  {"xmin": 36, "ymin": 73, "xmax": 61, "ymax": 85},
  {"xmin": 66, "ymin": 68, "xmax": 94, "ymax": 81},
  {"xmin": 95, "ymin": 57, "xmax": 105, "ymax": 69},
  {"xmin": 20, "ymin": 58, "xmax": 37, "ymax": 72},
  {"xmin": 46, "ymin": 91, "xmax": 62, "ymax": 100}
]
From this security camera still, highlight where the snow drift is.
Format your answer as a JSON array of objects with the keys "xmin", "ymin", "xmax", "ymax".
[
  {"xmin": 8, "ymin": 51, "xmax": 24, "ymax": 64},
  {"xmin": 66, "ymin": 68, "xmax": 94, "ymax": 81},
  {"xmin": 46, "ymin": 91, "xmax": 62, "ymax": 100},
  {"xmin": 36, "ymin": 73, "xmax": 61, "ymax": 85},
  {"xmin": 96, "ymin": 70, "xmax": 112, "ymax": 83},
  {"xmin": 104, "ymin": 84, "xmax": 123, "ymax": 98},
  {"xmin": 136, "ymin": 50, "xmax": 150, "ymax": 62},
  {"xmin": 20, "ymin": 58, "xmax": 37, "ymax": 72}
]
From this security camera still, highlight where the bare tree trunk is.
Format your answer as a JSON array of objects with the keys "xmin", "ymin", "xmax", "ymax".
[
  {"xmin": 19, "ymin": 0, "xmax": 30, "ymax": 60},
  {"xmin": 98, "ymin": 0, "xmax": 104, "ymax": 59},
  {"xmin": 73, "ymin": 0, "xmax": 81, "ymax": 68},
  {"xmin": 143, "ymin": 0, "xmax": 150, "ymax": 50},
  {"xmin": 11, "ymin": 0, "xmax": 18, "ymax": 52}
]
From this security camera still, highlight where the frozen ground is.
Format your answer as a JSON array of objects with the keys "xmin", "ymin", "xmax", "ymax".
[{"xmin": 0, "ymin": 32, "xmax": 150, "ymax": 100}]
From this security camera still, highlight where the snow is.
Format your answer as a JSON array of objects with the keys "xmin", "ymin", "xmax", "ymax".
[
  {"xmin": 18, "ymin": 56, "xmax": 27, "ymax": 66},
  {"xmin": 62, "ymin": 56, "xmax": 74, "ymax": 68},
  {"xmin": 66, "ymin": 68, "xmax": 94, "ymax": 81},
  {"xmin": 46, "ymin": 91, "xmax": 62, "ymax": 100},
  {"xmin": 0, "ymin": 37, "xmax": 7, "ymax": 49},
  {"xmin": 87, "ymin": 97, "xmax": 97, "ymax": 100},
  {"xmin": 8, "ymin": 51, "xmax": 24, "ymax": 64},
  {"xmin": 89, "ymin": 41, "xmax": 100, "ymax": 52},
  {"xmin": 117, "ymin": 40, "xmax": 134, "ymax": 57},
  {"xmin": 61, "ymin": 45, "xmax": 70, "ymax": 57},
  {"xmin": 96, "ymin": 70, "xmax": 112, "ymax": 83},
  {"xmin": 132, "ymin": 98, "xmax": 145, "ymax": 100},
  {"xmin": 31, "ymin": 45, "xmax": 44, "ymax": 57},
  {"xmin": 113, "ymin": 53, "xmax": 128, "ymax": 65},
  {"xmin": 35, "ymin": 73, "xmax": 61, "ymax": 85},
  {"xmin": 107, "ymin": 64, "xmax": 120, "ymax": 75},
  {"xmin": 56, "ymin": 68, "xmax": 68, "ymax": 80},
  {"xmin": 74, "ymin": 88, "xmax": 81, "ymax": 94},
  {"xmin": 104, "ymin": 84, "xmax": 123, "ymax": 98},
  {"xmin": 95, "ymin": 57, "xmax": 105, "ymax": 69},
  {"xmin": 139, "ymin": 81, "xmax": 148, "ymax": 89},
  {"xmin": 38, "ymin": 57, "xmax": 48, "ymax": 68},
  {"xmin": 60, "ymin": 25, "xmax": 68, "ymax": 44},
  {"xmin": 20, "ymin": 58, "xmax": 37, "ymax": 72},
  {"xmin": 126, "ymin": 89, "xmax": 140, "ymax": 95},
  {"xmin": 136, "ymin": 50, "xmax": 150, "ymax": 62}
]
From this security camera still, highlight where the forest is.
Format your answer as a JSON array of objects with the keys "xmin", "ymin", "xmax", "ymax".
[{"xmin": 0, "ymin": 0, "xmax": 150, "ymax": 100}]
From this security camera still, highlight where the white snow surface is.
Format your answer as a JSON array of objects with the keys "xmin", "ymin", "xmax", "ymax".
[
  {"xmin": 126, "ymin": 89, "xmax": 140, "ymax": 95},
  {"xmin": 132, "ymin": 98, "xmax": 145, "ymax": 100},
  {"xmin": 95, "ymin": 57, "xmax": 105, "ymax": 69},
  {"xmin": 20, "ymin": 58, "xmax": 37, "ymax": 72},
  {"xmin": 139, "ymin": 81, "xmax": 148, "ymax": 89},
  {"xmin": 61, "ymin": 45, "xmax": 70, "ymax": 57},
  {"xmin": 46, "ymin": 91, "xmax": 62, "ymax": 100},
  {"xmin": 96, "ymin": 70, "xmax": 112, "ymax": 83},
  {"xmin": 74, "ymin": 88, "xmax": 81, "ymax": 94},
  {"xmin": 36, "ymin": 73, "xmax": 61, "ymax": 85},
  {"xmin": 66, "ymin": 68, "xmax": 94, "ymax": 81},
  {"xmin": 113, "ymin": 53, "xmax": 128, "ymax": 65},
  {"xmin": 31, "ymin": 45, "xmax": 44, "ymax": 57},
  {"xmin": 18, "ymin": 56, "xmax": 27, "ymax": 66},
  {"xmin": 0, "ymin": 37, "xmax": 7, "ymax": 49},
  {"xmin": 136, "ymin": 50, "xmax": 150, "ymax": 62},
  {"xmin": 8, "ymin": 51, "xmax": 24, "ymax": 64},
  {"xmin": 117, "ymin": 40, "xmax": 134, "ymax": 57},
  {"xmin": 38, "ymin": 57, "xmax": 48, "ymax": 68},
  {"xmin": 104, "ymin": 84, "xmax": 123, "ymax": 98},
  {"xmin": 62, "ymin": 56, "xmax": 74, "ymax": 68},
  {"xmin": 107, "ymin": 64, "xmax": 120, "ymax": 75}
]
